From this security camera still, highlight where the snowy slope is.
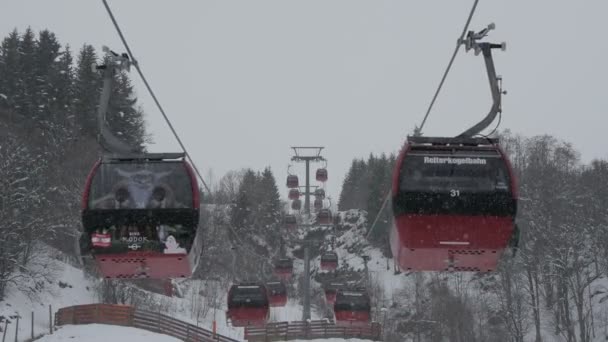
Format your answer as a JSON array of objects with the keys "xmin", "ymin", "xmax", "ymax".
[
  {"xmin": 7, "ymin": 209, "xmax": 608, "ymax": 341},
  {"xmin": 0, "ymin": 209, "xmax": 423, "ymax": 341},
  {"xmin": 38, "ymin": 324, "xmax": 181, "ymax": 341},
  {"xmin": 0, "ymin": 254, "xmax": 318, "ymax": 341},
  {"xmin": 292, "ymin": 340, "xmax": 370, "ymax": 342},
  {"xmin": 39, "ymin": 324, "xmax": 370, "ymax": 342},
  {"xmin": 1, "ymin": 257, "xmax": 98, "ymax": 341},
  {"xmin": 319, "ymin": 210, "xmax": 409, "ymax": 309}
]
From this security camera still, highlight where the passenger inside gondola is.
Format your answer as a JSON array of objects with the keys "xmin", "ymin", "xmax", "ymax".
[{"xmin": 90, "ymin": 167, "xmax": 188, "ymax": 210}]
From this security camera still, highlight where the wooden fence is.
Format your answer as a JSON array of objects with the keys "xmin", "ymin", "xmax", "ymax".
[
  {"xmin": 55, "ymin": 304, "xmax": 239, "ymax": 342},
  {"xmin": 244, "ymin": 320, "xmax": 382, "ymax": 341}
]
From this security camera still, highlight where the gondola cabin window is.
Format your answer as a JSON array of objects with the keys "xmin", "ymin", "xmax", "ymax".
[
  {"xmin": 395, "ymin": 149, "xmax": 516, "ymax": 217},
  {"xmin": 229, "ymin": 286, "xmax": 269, "ymax": 308},
  {"xmin": 82, "ymin": 160, "xmax": 198, "ymax": 255},
  {"xmin": 89, "ymin": 161, "xmax": 193, "ymax": 210},
  {"xmin": 399, "ymin": 153, "xmax": 510, "ymax": 194},
  {"xmin": 334, "ymin": 292, "xmax": 371, "ymax": 311}
]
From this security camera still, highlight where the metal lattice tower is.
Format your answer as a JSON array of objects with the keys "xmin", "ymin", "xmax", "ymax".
[{"xmin": 288, "ymin": 147, "xmax": 326, "ymax": 321}]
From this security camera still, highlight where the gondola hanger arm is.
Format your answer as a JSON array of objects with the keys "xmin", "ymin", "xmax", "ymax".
[
  {"xmin": 457, "ymin": 23, "xmax": 507, "ymax": 138},
  {"xmin": 94, "ymin": 47, "xmax": 138, "ymax": 155}
]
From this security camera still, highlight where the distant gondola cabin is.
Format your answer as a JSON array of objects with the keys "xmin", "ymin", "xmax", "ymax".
[
  {"xmin": 286, "ymin": 175, "xmax": 299, "ymax": 188},
  {"xmin": 316, "ymin": 168, "xmax": 328, "ymax": 182},
  {"xmin": 226, "ymin": 284, "xmax": 270, "ymax": 327},
  {"xmin": 333, "ymin": 290, "xmax": 371, "ymax": 327},
  {"xmin": 284, "ymin": 215, "xmax": 297, "ymax": 230},
  {"xmin": 314, "ymin": 188, "xmax": 325, "ymax": 199},
  {"xmin": 320, "ymin": 252, "xmax": 338, "ymax": 271},
  {"xmin": 291, "ymin": 199, "xmax": 302, "ymax": 211},
  {"xmin": 288, "ymin": 188, "xmax": 300, "ymax": 200},
  {"xmin": 317, "ymin": 209, "xmax": 332, "ymax": 225},
  {"xmin": 266, "ymin": 281, "xmax": 287, "ymax": 307},
  {"xmin": 314, "ymin": 198, "xmax": 323, "ymax": 211},
  {"xmin": 274, "ymin": 258, "xmax": 294, "ymax": 279}
]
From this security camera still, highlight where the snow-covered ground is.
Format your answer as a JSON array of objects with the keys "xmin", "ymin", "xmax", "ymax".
[
  {"xmin": 38, "ymin": 324, "xmax": 181, "ymax": 341},
  {"xmin": 6, "ymin": 209, "xmax": 608, "ymax": 341},
  {"xmin": 0, "ymin": 260, "xmax": 322, "ymax": 341},
  {"xmin": 293, "ymin": 340, "xmax": 370, "ymax": 342},
  {"xmin": 0, "ymin": 252, "xmax": 321, "ymax": 341},
  {"xmin": 1, "ymin": 257, "xmax": 98, "ymax": 341},
  {"xmin": 331, "ymin": 210, "xmax": 409, "ymax": 305},
  {"xmin": 39, "ymin": 323, "xmax": 373, "ymax": 342},
  {"xmin": 38, "ymin": 323, "xmax": 370, "ymax": 342}
]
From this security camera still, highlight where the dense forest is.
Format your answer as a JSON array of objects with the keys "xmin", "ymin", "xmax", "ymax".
[{"xmin": 338, "ymin": 153, "xmax": 396, "ymax": 252}]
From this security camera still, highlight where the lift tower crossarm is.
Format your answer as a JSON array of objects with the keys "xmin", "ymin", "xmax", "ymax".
[{"xmin": 457, "ymin": 23, "xmax": 507, "ymax": 138}]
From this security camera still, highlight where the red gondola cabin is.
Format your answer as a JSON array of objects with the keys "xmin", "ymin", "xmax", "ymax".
[
  {"xmin": 284, "ymin": 215, "xmax": 297, "ymax": 230},
  {"xmin": 391, "ymin": 136, "xmax": 518, "ymax": 272},
  {"xmin": 266, "ymin": 281, "xmax": 287, "ymax": 307},
  {"xmin": 288, "ymin": 188, "xmax": 300, "ymax": 200},
  {"xmin": 314, "ymin": 198, "xmax": 323, "ymax": 211},
  {"xmin": 291, "ymin": 199, "xmax": 302, "ymax": 211},
  {"xmin": 324, "ymin": 282, "xmax": 344, "ymax": 304},
  {"xmin": 334, "ymin": 290, "xmax": 371, "ymax": 327},
  {"xmin": 317, "ymin": 209, "xmax": 332, "ymax": 225},
  {"xmin": 314, "ymin": 188, "xmax": 325, "ymax": 199},
  {"xmin": 320, "ymin": 252, "xmax": 338, "ymax": 271},
  {"xmin": 316, "ymin": 168, "xmax": 328, "ymax": 182},
  {"xmin": 286, "ymin": 175, "xmax": 299, "ymax": 188},
  {"xmin": 274, "ymin": 258, "xmax": 294, "ymax": 279},
  {"xmin": 226, "ymin": 284, "xmax": 270, "ymax": 327},
  {"xmin": 81, "ymin": 153, "xmax": 202, "ymax": 279}
]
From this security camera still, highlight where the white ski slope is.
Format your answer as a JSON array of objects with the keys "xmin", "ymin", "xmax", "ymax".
[
  {"xmin": 0, "ymin": 256, "xmax": 98, "ymax": 341},
  {"xmin": 38, "ymin": 324, "xmax": 181, "ymax": 341},
  {"xmin": 0, "ymin": 250, "xmax": 325, "ymax": 341}
]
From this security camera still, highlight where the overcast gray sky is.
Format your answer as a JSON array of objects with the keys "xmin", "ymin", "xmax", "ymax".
[{"xmin": 2, "ymin": 1, "xmax": 606, "ymax": 200}]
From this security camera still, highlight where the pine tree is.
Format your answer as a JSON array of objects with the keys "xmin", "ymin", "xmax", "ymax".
[
  {"xmin": 352, "ymin": 159, "xmax": 369, "ymax": 210},
  {"xmin": 257, "ymin": 167, "xmax": 282, "ymax": 230},
  {"xmin": 367, "ymin": 153, "xmax": 394, "ymax": 246},
  {"xmin": 366, "ymin": 154, "xmax": 388, "ymax": 223},
  {"xmin": 50, "ymin": 44, "xmax": 75, "ymax": 137},
  {"xmin": 73, "ymin": 44, "xmax": 101, "ymax": 138},
  {"xmin": 34, "ymin": 30, "xmax": 61, "ymax": 124},
  {"xmin": 0, "ymin": 30, "xmax": 21, "ymax": 110},
  {"xmin": 231, "ymin": 169, "xmax": 258, "ymax": 229},
  {"xmin": 338, "ymin": 158, "xmax": 368, "ymax": 211},
  {"xmin": 338, "ymin": 152, "xmax": 396, "ymax": 248},
  {"xmin": 17, "ymin": 28, "xmax": 37, "ymax": 117},
  {"xmin": 107, "ymin": 71, "xmax": 147, "ymax": 152},
  {"xmin": 338, "ymin": 160, "xmax": 357, "ymax": 211}
]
